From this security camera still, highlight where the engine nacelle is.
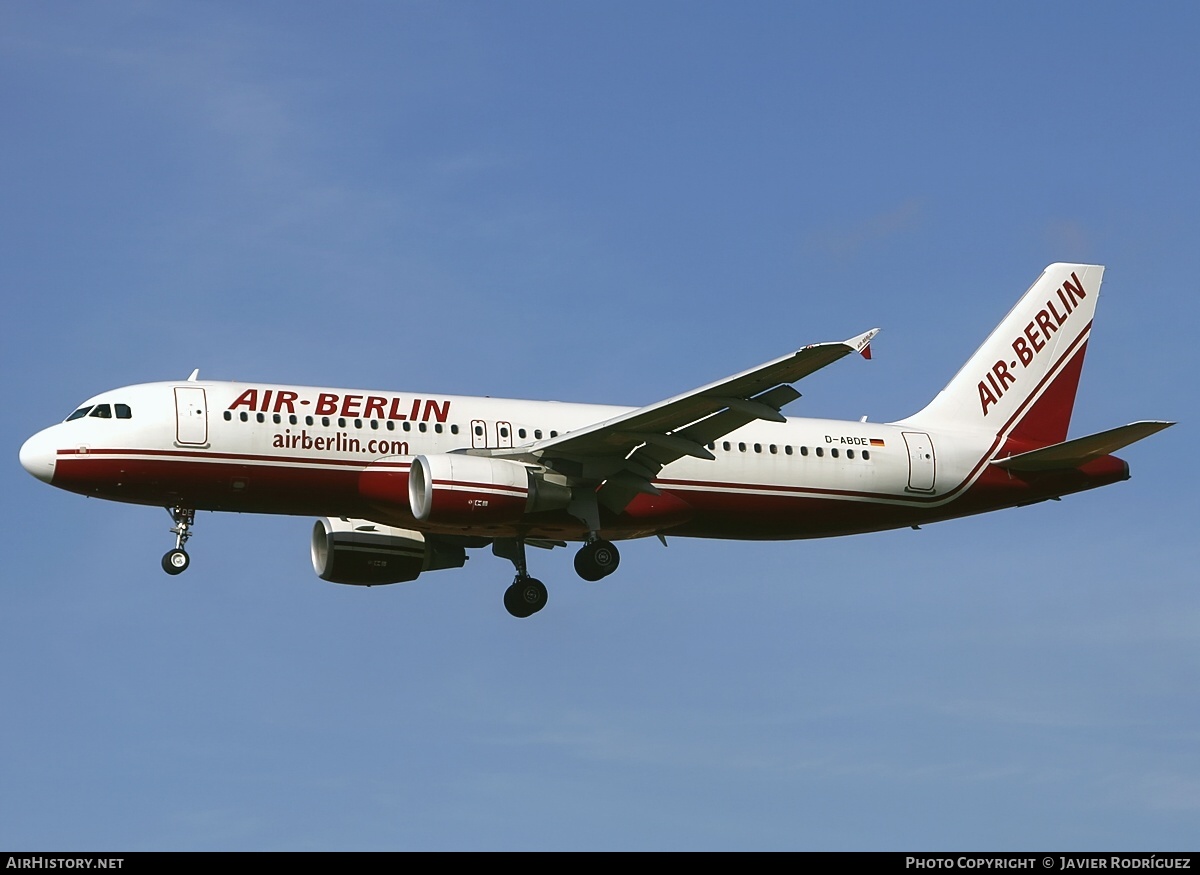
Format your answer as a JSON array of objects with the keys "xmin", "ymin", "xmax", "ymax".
[
  {"xmin": 408, "ymin": 454, "xmax": 533, "ymax": 525},
  {"xmin": 311, "ymin": 517, "xmax": 465, "ymax": 586},
  {"xmin": 408, "ymin": 454, "xmax": 570, "ymax": 526}
]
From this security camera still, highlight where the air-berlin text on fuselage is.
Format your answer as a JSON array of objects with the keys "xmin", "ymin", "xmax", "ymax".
[
  {"xmin": 227, "ymin": 389, "xmax": 451, "ymax": 422},
  {"xmin": 978, "ymin": 272, "xmax": 1088, "ymax": 416}
]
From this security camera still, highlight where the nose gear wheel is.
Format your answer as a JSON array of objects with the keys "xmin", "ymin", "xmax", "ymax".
[{"xmin": 161, "ymin": 506, "xmax": 196, "ymax": 576}]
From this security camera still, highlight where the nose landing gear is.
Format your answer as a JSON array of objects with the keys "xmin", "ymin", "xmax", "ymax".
[{"xmin": 161, "ymin": 506, "xmax": 195, "ymax": 575}]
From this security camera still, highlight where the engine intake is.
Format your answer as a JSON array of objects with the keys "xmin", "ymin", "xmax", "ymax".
[{"xmin": 408, "ymin": 454, "xmax": 538, "ymax": 526}]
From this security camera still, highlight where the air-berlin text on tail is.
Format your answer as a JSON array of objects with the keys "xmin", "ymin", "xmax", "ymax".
[
  {"xmin": 227, "ymin": 389, "xmax": 451, "ymax": 422},
  {"xmin": 978, "ymin": 271, "xmax": 1088, "ymax": 416}
]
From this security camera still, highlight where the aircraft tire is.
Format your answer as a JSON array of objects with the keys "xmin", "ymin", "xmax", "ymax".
[
  {"xmin": 504, "ymin": 577, "xmax": 547, "ymax": 618},
  {"xmin": 162, "ymin": 549, "xmax": 190, "ymax": 575},
  {"xmin": 573, "ymin": 540, "xmax": 620, "ymax": 581}
]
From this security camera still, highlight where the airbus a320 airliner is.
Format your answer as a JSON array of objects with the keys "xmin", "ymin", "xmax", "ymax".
[{"xmin": 20, "ymin": 264, "xmax": 1172, "ymax": 617}]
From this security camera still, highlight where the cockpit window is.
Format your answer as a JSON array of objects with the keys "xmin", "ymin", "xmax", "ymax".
[{"xmin": 65, "ymin": 402, "xmax": 130, "ymax": 422}]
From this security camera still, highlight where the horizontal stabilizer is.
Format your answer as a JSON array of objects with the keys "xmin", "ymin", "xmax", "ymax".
[{"xmin": 991, "ymin": 421, "xmax": 1175, "ymax": 472}]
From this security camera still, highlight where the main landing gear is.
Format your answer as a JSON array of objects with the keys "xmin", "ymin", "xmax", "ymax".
[
  {"xmin": 503, "ymin": 576, "xmax": 549, "ymax": 619},
  {"xmin": 161, "ymin": 506, "xmax": 195, "ymax": 575},
  {"xmin": 493, "ymin": 536, "xmax": 622, "ymax": 618},
  {"xmin": 574, "ymin": 538, "xmax": 620, "ymax": 581},
  {"xmin": 493, "ymin": 539, "xmax": 548, "ymax": 618}
]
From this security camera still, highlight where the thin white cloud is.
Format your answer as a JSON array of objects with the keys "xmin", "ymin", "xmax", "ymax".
[{"xmin": 804, "ymin": 198, "xmax": 923, "ymax": 258}]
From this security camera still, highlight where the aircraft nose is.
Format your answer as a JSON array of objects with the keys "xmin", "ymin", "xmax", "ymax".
[{"xmin": 19, "ymin": 429, "xmax": 57, "ymax": 484}]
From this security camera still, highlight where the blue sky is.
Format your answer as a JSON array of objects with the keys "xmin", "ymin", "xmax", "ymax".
[{"xmin": 2, "ymin": 1, "xmax": 1196, "ymax": 850}]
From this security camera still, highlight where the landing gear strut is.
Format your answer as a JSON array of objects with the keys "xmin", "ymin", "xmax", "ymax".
[
  {"xmin": 566, "ymin": 491, "xmax": 621, "ymax": 582},
  {"xmin": 574, "ymin": 538, "xmax": 620, "ymax": 581},
  {"xmin": 162, "ymin": 506, "xmax": 195, "ymax": 575},
  {"xmin": 493, "ymin": 538, "xmax": 548, "ymax": 618}
]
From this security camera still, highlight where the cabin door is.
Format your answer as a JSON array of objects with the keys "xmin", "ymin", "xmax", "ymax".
[
  {"xmin": 175, "ymin": 387, "xmax": 208, "ymax": 446},
  {"xmin": 902, "ymin": 431, "xmax": 935, "ymax": 492}
]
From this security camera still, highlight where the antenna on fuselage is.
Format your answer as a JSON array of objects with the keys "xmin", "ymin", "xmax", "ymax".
[{"xmin": 187, "ymin": 369, "xmax": 200, "ymax": 382}]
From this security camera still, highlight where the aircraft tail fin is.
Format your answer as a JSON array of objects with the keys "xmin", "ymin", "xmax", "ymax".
[{"xmin": 904, "ymin": 263, "xmax": 1104, "ymax": 447}]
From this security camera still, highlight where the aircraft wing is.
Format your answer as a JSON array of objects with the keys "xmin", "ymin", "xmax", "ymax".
[{"xmin": 486, "ymin": 329, "xmax": 878, "ymax": 512}]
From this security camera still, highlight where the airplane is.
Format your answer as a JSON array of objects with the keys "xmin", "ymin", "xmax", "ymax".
[{"xmin": 19, "ymin": 263, "xmax": 1173, "ymax": 617}]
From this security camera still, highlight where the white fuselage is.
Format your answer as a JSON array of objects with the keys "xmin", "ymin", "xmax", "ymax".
[{"xmin": 19, "ymin": 378, "xmax": 1123, "ymax": 543}]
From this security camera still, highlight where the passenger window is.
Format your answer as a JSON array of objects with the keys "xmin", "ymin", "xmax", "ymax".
[
  {"xmin": 785, "ymin": 445, "xmax": 793, "ymax": 456},
  {"xmin": 519, "ymin": 428, "xmax": 527, "ymax": 439},
  {"xmin": 89, "ymin": 404, "xmax": 112, "ymax": 419},
  {"xmin": 273, "ymin": 414, "xmax": 281, "ymax": 424},
  {"xmin": 256, "ymin": 413, "xmax": 265, "ymax": 423},
  {"xmin": 862, "ymin": 450, "xmax": 871, "ymax": 461},
  {"xmin": 338, "ymin": 418, "xmax": 346, "ymax": 428},
  {"xmin": 306, "ymin": 416, "xmax": 314, "ymax": 426},
  {"xmin": 370, "ymin": 420, "xmax": 379, "ymax": 430},
  {"xmin": 290, "ymin": 415, "xmax": 298, "ymax": 425},
  {"xmin": 800, "ymin": 446, "xmax": 809, "ymax": 456},
  {"xmin": 419, "ymin": 422, "xmax": 427, "ymax": 432},
  {"xmin": 223, "ymin": 411, "xmax": 232, "ymax": 421},
  {"xmin": 435, "ymin": 423, "xmax": 443, "ymax": 433},
  {"xmin": 816, "ymin": 447, "xmax": 824, "ymax": 457},
  {"xmin": 738, "ymin": 442, "xmax": 746, "ymax": 452},
  {"xmin": 754, "ymin": 443, "xmax": 762, "ymax": 453},
  {"xmin": 354, "ymin": 419, "xmax": 363, "ymax": 429},
  {"xmin": 769, "ymin": 444, "xmax": 777, "ymax": 454},
  {"xmin": 240, "ymin": 412, "xmax": 249, "ymax": 422},
  {"xmin": 115, "ymin": 404, "xmax": 132, "ymax": 419},
  {"xmin": 451, "ymin": 424, "xmax": 459, "ymax": 435},
  {"xmin": 831, "ymin": 448, "xmax": 839, "ymax": 458},
  {"xmin": 535, "ymin": 430, "xmax": 543, "ymax": 440},
  {"xmin": 847, "ymin": 449, "xmax": 855, "ymax": 459}
]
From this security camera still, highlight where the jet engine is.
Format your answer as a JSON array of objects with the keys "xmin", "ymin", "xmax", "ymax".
[
  {"xmin": 311, "ymin": 517, "xmax": 466, "ymax": 585},
  {"xmin": 408, "ymin": 454, "xmax": 571, "ymax": 526}
]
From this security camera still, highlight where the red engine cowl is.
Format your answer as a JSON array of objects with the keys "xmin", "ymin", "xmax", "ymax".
[{"xmin": 408, "ymin": 454, "xmax": 533, "ymax": 526}]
